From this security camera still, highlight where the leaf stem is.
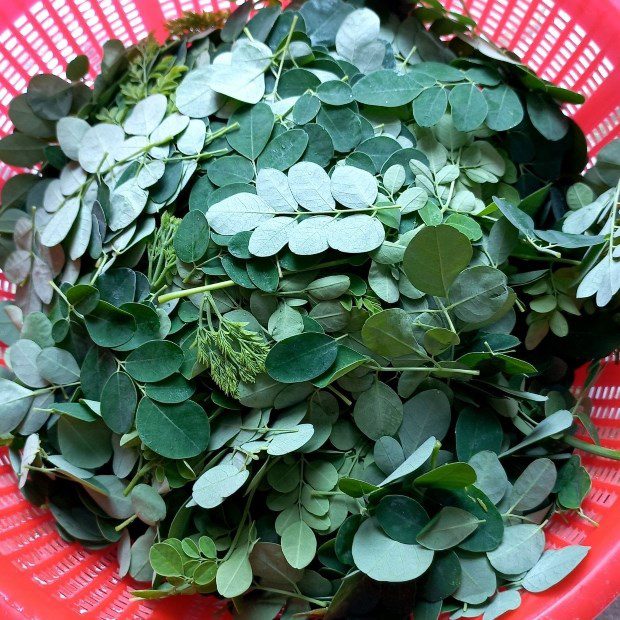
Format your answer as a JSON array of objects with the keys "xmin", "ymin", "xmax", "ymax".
[
  {"xmin": 270, "ymin": 15, "xmax": 299, "ymax": 100},
  {"xmin": 327, "ymin": 384, "xmax": 353, "ymax": 407},
  {"xmin": 158, "ymin": 280, "xmax": 236, "ymax": 304},
  {"xmin": 371, "ymin": 366, "xmax": 479, "ymax": 376},
  {"xmin": 562, "ymin": 435, "xmax": 620, "ymax": 460},
  {"xmin": 115, "ymin": 514, "xmax": 137, "ymax": 532},
  {"xmin": 123, "ymin": 462, "xmax": 155, "ymax": 495},
  {"xmin": 256, "ymin": 586, "xmax": 328, "ymax": 608}
]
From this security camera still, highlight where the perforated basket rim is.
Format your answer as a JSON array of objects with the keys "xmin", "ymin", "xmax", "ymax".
[{"xmin": 0, "ymin": 0, "xmax": 619, "ymax": 618}]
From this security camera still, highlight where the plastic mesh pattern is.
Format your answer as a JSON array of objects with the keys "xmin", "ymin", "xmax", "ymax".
[{"xmin": 0, "ymin": 0, "xmax": 620, "ymax": 618}]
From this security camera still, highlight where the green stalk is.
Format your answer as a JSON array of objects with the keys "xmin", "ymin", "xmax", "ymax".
[
  {"xmin": 372, "ymin": 366, "xmax": 480, "ymax": 376},
  {"xmin": 115, "ymin": 514, "xmax": 137, "ymax": 532},
  {"xmin": 158, "ymin": 280, "xmax": 236, "ymax": 304},
  {"xmin": 563, "ymin": 435, "xmax": 620, "ymax": 461}
]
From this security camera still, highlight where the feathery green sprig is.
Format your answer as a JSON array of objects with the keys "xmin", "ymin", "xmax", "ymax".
[
  {"xmin": 147, "ymin": 211, "xmax": 181, "ymax": 291},
  {"xmin": 194, "ymin": 294, "xmax": 269, "ymax": 396}
]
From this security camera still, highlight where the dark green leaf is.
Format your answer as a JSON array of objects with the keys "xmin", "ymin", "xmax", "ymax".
[
  {"xmin": 266, "ymin": 333, "xmax": 338, "ymax": 383},
  {"xmin": 125, "ymin": 341, "xmax": 184, "ymax": 383},
  {"xmin": 136, "ymin": 398, "xmax": 210, "ymax": 459},
  {"xmin": 376, "ymin": 495, "xmax": 429, "ymax": 543},
  {"xmin": 403, "ymin": 225, "xmax": 472, "ymax": 297}
]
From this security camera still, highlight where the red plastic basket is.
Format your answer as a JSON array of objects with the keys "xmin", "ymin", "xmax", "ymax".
[{"xmin": 0, "ymin": 0, "xmax": 619, "ymax": 618}]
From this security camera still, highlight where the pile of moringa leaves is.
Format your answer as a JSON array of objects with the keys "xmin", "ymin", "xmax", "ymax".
[{"xmin": 0, "ymin": 0, "xmax": 619, "ymax": 617}]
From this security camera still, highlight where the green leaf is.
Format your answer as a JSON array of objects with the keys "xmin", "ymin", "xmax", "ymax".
[
  {"xmin": 266, "ymin": 424, "xmax": 314, "ymax": 455},
  {"xmin": 51, "ymin": 402, "xmax": 96, "ymax": 421},
  {"xmin": 149, "ymin": 542, "xmax": 184, "ymax": 577},
  {"xmin": 413, "ymin": 87, "xmax": 448, "ymax": 127},
  {"xmin": 484, "ymin": 85, "xmax": 523, "ymax": 131},
  {"xmin": 281, "ymin": 520, "xmax": 317, "ymax": 569},
  {"xmin": 328, "ymin": 214, "xmax": 385, "ymax": 253},
  {"xmin": 493, "ymin": 196, "xmax": 535, "ymax": 234},
  {"xmin": 453, "ymin": 553, "xmax": 497, "ymax": 605},
  {"xmin": 193, "ymin": 456, "xmax": 249, "ymax": 508},
  {"xmin": 56, "ymin": 117, "xmax": 89, "ymax": 159},
  {"xmin": 206, "ymin": 40, "xmax": 271, "ymax": 104},
  {"xmin": 413, "ymin": 601, "xmax": 442, "ymax": 620},
  {"xmin": 381, "ymin": 436, "xmax": 437, "ymax": 486},
  {"xmin": 483, "ymin": 590, "xmax": 522, "ymax": 620},
  {"xmin": 526, "ymin": 92, "xmax": 569, "ymax": 141},
  {"xmin": 455, "ymin": 407, "xmax": 503, "ymax": 461},
  {"xmin": 330, "ymin": 165, "xmax": 378, "ymax": 210},
  {"xmin": 449, "ymin": 83, "xmax": 489, "ymax": 132},
  {"xmin": 335, "ymin": 8, "xmax": 385, "ymax": 73},
  {"xmin": 266, "ymin": 333, "xmax": 338, "ymax": 383},
  {"xmin": 353, "ymin": 70, "xmax": 426, "ymax": 107},
  {"xmin": 66, "ymin": 55, "xmax": 89, "ymax": 81},
  {"xmin": 556, "ymin": 456, "xmax": 591, "ymax": 509},
  {"xmin": 468, "ymin": 451, "xmax": 508, "ymax": 504},
  {"xmin": 338, "ymin": 477, "xmax": 379, "ymax": 498},
  {"xmin": 376, "ymin": 495, "xmax": 429, "ymax": 544},
  {"xmin": 66, "ymin": 284, "xmax": 100, "ymax": 315},
  {"xmin": 293, "ymin": 93, "xmax": 321, "ymax": 125},
  {"xmin": 227, "ymin": 103, "xmax": 275, "ymax": 160},
  {"xmin": 174, "ymin": 211, "xmax": 210, "ymax": 263},
  {"xmin": 368, "ymin": 262, "xmax": 399, "ymax": 303},
  {"xmin": 500, "ymin": 410, "xmax": 573, "ymax": 457},
  {"xmin": 508, "ymin": 457, "xmax": 557, "ymax": 511},
  {"xmin": 40, "ymin": 198, "xmax": 80, "ymax": 247},
  {"xmin": 125, "ymin": 341, "xmax": 184, "ymax": 383},
  {"xmin": 176, "ymin": 67, "xmax": 224, "ymax": 118},
  {"xmin": 123, "ymin": 94, "xmax": 167, "ymax": 136},
  {"xmin": 7, "ymin": 339, "xmax": 46, "ymax": 387},
  {"xmin": 26, "ymin": 74, "xmax": 73, "ymax": 120},
  {"xmin": 362, "ymin": 308, "xmax": 422, "ymax": 358},
  {"xmin": 250, "ymin": 541, "xmax": 304, "ymax": 589},
  {"xmin": 352, "ymin": 518, "xmax": 434, "ymax": 582},
  {"xmin": 257, "ymin": 168, "xmax": 297, "ymax": 213},
  {"xmin": 288, "ymin": 161, "xmax": 334, "ymax": 211},
  {"xmin": 257, "ymin": 129, "xmax": 309, "ymax": 171},
  {"xmin": 316, "ymin": 106, "xmax": 362, "ymax": 153},
  {"xmin": 487, "ymin": 524, "xmax": 545, "ymax": 574},
  {"xmin": 317, "ymin": 80, "xmax": 353, "ymax": 105},
  {"xmin": 335, "ymin": 514, "xmax": 362, "ymax": 565},
  {"xmin": 136, "ymin": 398, "xmax": 210, "ymax": 459},
  {"xmin": 522, "ymin": 546, "xmax": 589, "ymax": 592},
  {"xmin": 144, "ymin": 374, "xmax": 195, "ymax": 404},
  {"xmin": 0, "ymin": 378, "xmax": 33, "ymax": 434},
  {"xmin": 420, "ymin": 550, "xmax": 461, "ymax": 602},
  {"xmin": 57, "ymin": 417, "xmax": 112, "ymax": 469},
  {"xmin": 101, "ymin": 371, "xmax": 137, "ymax": 433},
  {"xmin": 78, "ymin": 123, "xmax": 124, "ymax": 173},
  {"xmin": 131, "ymin": 484, "xmax": 166, "ymax": 526},
  {"xmin": 249, "ymin": 217, "xmax": 297, "ymax": 257},
  {"xmin": 312, "ymin": 345, "xmax": 368, "ymax": 388},
  {"xmin": 403, "ymin": 225, "xmax": 472, "ymax": 297},
  {"xmin": 207, "ymin": 192, "xmax": 275, "ymax": 235},
  {"xmin": 400, "ymin": 389, "xmax": 451, "ymax": 455},
  {"xmin": 439, "ymin": 487, "xmax": 504, "ymax": 552},
  {"xmin": 81, "ymin": 347, "xmax": 117, "ymax": 400},
  {"xmin": 414, "ymin": 463, "xmax": 476, "ymax": 490},
  {"xmin": 84, "ymin": 302, "xmax": 136, "ymax": 348},
  {"xmin": 216, "ymin": 546, "xmax": 253, "ymax": 598},
  {"xmin": 417, "ymin": 507, "xmax": 480, "ymax": 550},
  {"xmin": 221, "ymin": 0, "xmax": 253, "ymax": 41},
  {"xmin": 373, "ymin": 436, "xmax": 405, "ymax": 475},
  {"xmin": 0, "ymin": 133, "xmax": 47, "ymax": 167},
  {"xmin": 353, "ymin": 380, "xmax": 403, "ymax": 440},
  {"xmin": 115, "ymin": 303, "xmax": 166, "ymax": 352}
]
